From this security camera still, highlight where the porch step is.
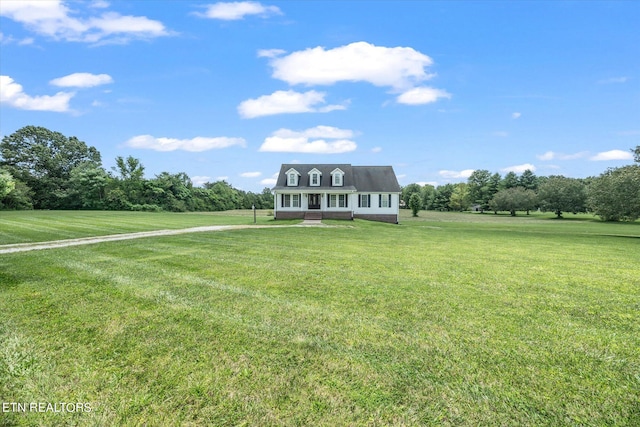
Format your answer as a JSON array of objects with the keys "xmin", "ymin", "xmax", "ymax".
[{"xmin": 304, "ymin": 212, "xmax": 323, "ymax": 220}]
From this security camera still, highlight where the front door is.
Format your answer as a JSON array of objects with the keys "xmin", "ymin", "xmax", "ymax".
[{"xmin": 308, "ymin": 194, "xmax": 321, "ymax": 209}]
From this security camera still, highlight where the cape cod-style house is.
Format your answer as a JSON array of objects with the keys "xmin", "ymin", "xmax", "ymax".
[{"xmin": 272, "ymin": 164, "xmax": 401, "ymax": 223}]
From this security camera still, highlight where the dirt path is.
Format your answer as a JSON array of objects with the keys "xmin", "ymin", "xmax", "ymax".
[{"xmin": 0, "ymin": 222, "xmax": 327, "ymax": 255}]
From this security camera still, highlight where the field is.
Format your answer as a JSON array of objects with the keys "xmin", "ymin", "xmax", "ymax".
[{"xmin": 1, "ymin": 210, "xmax": 639, "ymax": 426}]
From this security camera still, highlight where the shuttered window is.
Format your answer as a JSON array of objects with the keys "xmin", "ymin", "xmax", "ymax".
[{"xmin": 359, "ymin": 194, "xmax": 371, "ymax": 208}]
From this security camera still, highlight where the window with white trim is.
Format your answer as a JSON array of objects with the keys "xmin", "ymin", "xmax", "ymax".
[
  {"xmin": 379, "ymin": 194, "xmax": 391, "ymax": 208},
  {"xmin": 288, "ymin": 173, "xmax": 297, "ymax": 186},
  {"xmin": 281, "ymin": 194, "xmax": 301, "ymax": 208},
  {"xmin": 359, "ymin": 194, "xmax": 371, "ymax": 208},
  {"xmin": 311, "ymin": 173, "xmax": 319, "ymax": 186},
  {"xmin": 333, "ymin": 173, "xmax": 342, "ymax": 186},
  {"xmin": 329, "ymin": 194, "xmax": 348, "ymax": 208}
]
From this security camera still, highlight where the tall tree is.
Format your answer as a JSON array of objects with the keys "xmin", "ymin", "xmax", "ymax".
[
  {"xmin": 588, "ymin": 165, "xmax": 640, "ymax": 221},
  {"xmin": 0, "ymin": 126, "xmax": 101, "ymax": 208},
  {"xmin": 408, "ymin": 193, "xmax": 422, "ymax": 217},
  {"xmin": 402, "ymin": 183, "xmax": 423, "ymax": 209},
  {"xmin": 449, "ymin": 183, "xmax": 471, "ymax": 211},
  {"xmin": 538, "ymin": 176, "xmax": 587, "ymax": 218},
  {"xmin": 501, "ymin": 171, "xmax": 519, "ymax": 189},
  {"xmin": 490, "ymin": 187, "xmax": 537, "ymax": 216},
  {"xmin": 467, "ymin": 169, "xmax": 492, "ymax": 212},
  {"xmin": 518, "ymin": 169, "xmax": 538, "ymax": 191},
  {"xmin": 420, "ymin": 184, "xmax": 436, "ymax": 210},
  {"xmin": 68, "ymin": 162, "xmax": 109, "ymax": 209},
  {"xmin": 112, "ymin": 156, "xmax": 145, "ymax": 203},
  {"xmin": 432, "ymin": 184, "xmax": 455, "ymax": 211}
]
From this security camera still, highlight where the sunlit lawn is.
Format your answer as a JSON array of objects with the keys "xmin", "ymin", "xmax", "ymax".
[
  {"xmin": 1, "ymin": 211, "xmax": 638, "ymax": 425},
  {"xmin": 0, "ymin": 209, "xmax": 280, "ymax": 245}
]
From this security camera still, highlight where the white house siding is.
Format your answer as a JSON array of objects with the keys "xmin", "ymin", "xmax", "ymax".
[{"xmin": 352, "ymin": 193, "xmax": 399, "ymax": 215}]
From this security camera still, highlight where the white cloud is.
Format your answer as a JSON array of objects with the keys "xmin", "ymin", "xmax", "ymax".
[
  {"xmin": 371, "ymin": 147, "xmax": 383, "ymax": 153},
  {"xmin": 0, "ymin": 32, "xmax": 34, "ymax": 45},
  {"xmin": 50, "ymin": 72, "xmax": 113, "ymax": 88},
  {"xmin": 396, "ymin": 87, "xmax": 451, "ymax": 105},
  {"xmin": 536, "ymin": 151, "xmax": 588, "ymax": 161},
  {"xmin": 512, "ymin": 112, "xmax": 521, "ymax": 119},
  {"xmin": 238, "ymin": 90, "xmax": 346, "ymax": 118},
  {"xmin": 259, "ymin": 126, "xmax": 357, "ymax": 154},
  {"xmin": 257, "ymin": 48, "xmax": 286, "ymax": 58},
  {"xmin": 240, "ymin": 171, "xmax": 261, "ymax": 178},
  {"xmin": 125, "ymin": 135, "xmax": 246, "ymax": 152},
  {"xmin": 191, "ymin": 176, "xmax": 211, "ymax": 187},
  {"xmin": 1, "ymin": 75, "xmax": 74, "ymax": 112},
  {"xmin": 260, "ymin": 172, "xmax": 278, "ymax": 186},
  {"xmin": 0, "ymin": 0, "xmax": 170, "ymax": 44},
  {"xmin": 90, "ymin": 1, "xmax": 111, "ymax": 8},
  {"xmin": 438, "ymin": 169, "xmax": 475, "ymax": 179},
  {"xmin": 598, "ymin": 76, "xmax": 628, "ymax": 84},
  {"xmin": 260, "ymin": 178, "xmax": 277, "ymax": 186},
  {"xmin": 195, "ymin": 2, "xmax": 281, "ymax": 20},
  {"xmin": 590, "ymin": 150, "xmax": 633, "ymax": 161},
  {"xmin": 501, "ymin": 163, "xmax": 536, "ymax": 174},
  {"xmin": 267, "ymin": 41, "xmax": 435, "ymax": 90}
]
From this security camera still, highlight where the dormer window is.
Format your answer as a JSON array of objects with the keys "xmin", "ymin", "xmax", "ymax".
[
  {"xmin": 286, "ymin": 168, "xmax": 300, "ymax": 186},
  {"xmin": 331, "ymin": 168, "xmax": 344, "ymax": 187},
  {"xmin": 308, "ymin": 168, "xmax": 322, "ymax": 187}
]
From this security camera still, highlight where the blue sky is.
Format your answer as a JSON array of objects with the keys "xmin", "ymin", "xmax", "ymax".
[{"xmin": 1, "ymin": 1, "xmax": 638, "ymax": 191}]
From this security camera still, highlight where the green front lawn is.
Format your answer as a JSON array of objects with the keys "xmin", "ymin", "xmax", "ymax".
[{"xmin": 1, "ymin": 211, "xmax": 638, "ymax": 425}]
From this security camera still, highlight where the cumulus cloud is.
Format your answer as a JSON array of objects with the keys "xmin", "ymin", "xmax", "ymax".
[
  {"xmin": 50, "ymin": 72, "xmax": 113, "ymax": 88},
  {"xmin": 259, "ymin": 126, "xmax": 357, "ymax": 154},
  {"xmin": 501, "ymin": 163, "xmax": 536, "ymax": 174},
  {"xmin": 125, "ymin": 135, "xmax": 246, "ymax": 152},
  {"xmin": 590, "ymin": 150, "xmax": 633, "ymax": 161},
  {"xmin": 240, "ymin": 171, "xmax": 262, "ymax": 178},
  {"xmin": 195, "ymin": 2, "xmax": 281, "ymax": 20},
  {"xmin": 260, "ymin": 172, "xmax": 278, "ymax": 186},
  {"xmin": 438, "ymin": 169, "xmax": 475, "ymax": 179},
  {"xmin": 1, "ymin": 75, "xmax": 74, "ymax": 112},
  {"xmin": 266, "ymin": 41, "xmax": 435, "ymax": 90},
  {"xmin": 191, "ymin": 176, "xmax": 212, "ymax": 187},
  {"xmin": 396, "ymin": 87, "xmax": 451, "ymax": 105},
  {"xmin": 238, "ymin": 90, "xmax": 346, "ymax": 118},
  {"xmin": 537, "ymin": 151, "xmax": 588, "ymax": 161},
  {"xmin": 0, "ymin": 0, "xmax": 170, "ymax": 44}
]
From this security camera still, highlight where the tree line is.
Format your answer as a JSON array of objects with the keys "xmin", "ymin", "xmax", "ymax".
[
  {"xmin": 0, "ymin": 126, "xmax": 273, "ymax": 212},
  {"xmin": 402, "ymin": 146, "xmax": 640, "ymax": 221}
]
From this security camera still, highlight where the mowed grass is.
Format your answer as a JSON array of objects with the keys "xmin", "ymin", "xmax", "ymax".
[
  {"xmin": 0, "ymin": 210, "xmax": 281, "ymax": 245},
  {"xmin": 1, "ymin": 211, "xmax": 639, "ymax": 426}
]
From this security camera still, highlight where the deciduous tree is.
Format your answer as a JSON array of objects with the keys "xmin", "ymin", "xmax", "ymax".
[
  {"xmin": 538, "ymin": 176, "xmax": 587, "ymax": 218},
  {"xmin": 409, "ymin": 193, "xmax": 422, "ymax": 217},
  {"xmin": 588, "ymin": 165, "xmax": 640, "ymax": 221},
  {"xmin": 0, "ymin": 126, "xmax": 101, "ymax": 208}
]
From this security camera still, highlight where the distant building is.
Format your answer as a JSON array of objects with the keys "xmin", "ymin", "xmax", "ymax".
[{"xmin": 272, "ymin": 164, "xmax": 401, "ymax": 223}]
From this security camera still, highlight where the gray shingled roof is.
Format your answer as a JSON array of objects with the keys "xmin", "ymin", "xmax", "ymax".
[{"xmin": 273, "ymin": 164, "xmax": 400, "ymax": 192}]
